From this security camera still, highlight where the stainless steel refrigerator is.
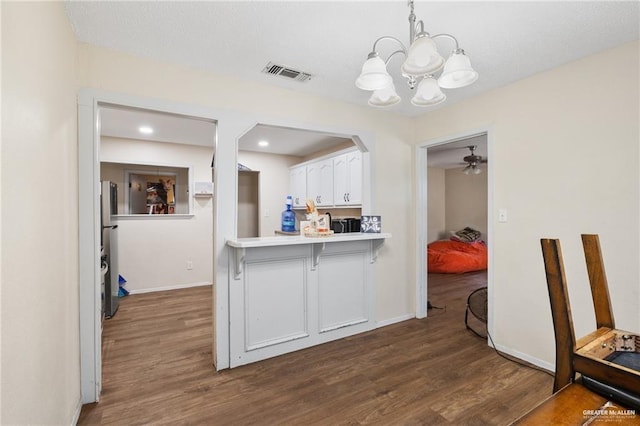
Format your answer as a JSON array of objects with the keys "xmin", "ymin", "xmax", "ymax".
[{"xmin": 101, "ymin": 181, "xmax": 119, "ymax": 318}]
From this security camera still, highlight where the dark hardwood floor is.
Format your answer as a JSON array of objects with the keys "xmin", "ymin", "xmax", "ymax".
[{"xmin": 79, "ymin": 274, "xmax": 553, "ymax": 425}]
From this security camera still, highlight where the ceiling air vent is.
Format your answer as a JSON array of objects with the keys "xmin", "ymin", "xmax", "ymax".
[{"xmin": 262, "ymin": 62, "xmax": 312, "ymax": 82}]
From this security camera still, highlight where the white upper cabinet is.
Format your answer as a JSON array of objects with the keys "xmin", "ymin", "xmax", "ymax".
[
  {"xmin": 289, "ymin": 149, "xmax": 362, "ymax": 208},
  {"xmin": 306, "ymin": 158, "xmax": 334, "ymax": 207},
  {"xmin": 289, "ymin": 165, "xmax": 307, "ymax": 208},
  {"xmin": 333, "ymin": 151, "xmax": 362, "ymax": 206}
]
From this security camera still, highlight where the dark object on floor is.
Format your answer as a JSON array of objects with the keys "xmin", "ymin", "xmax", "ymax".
[
  {"xmin": 427, "ymin": 300, "xmax": 444, "ymax": 310},
  {"xmin": 465, "ymin": 287, "xmax": 487, "ymax": 337}
]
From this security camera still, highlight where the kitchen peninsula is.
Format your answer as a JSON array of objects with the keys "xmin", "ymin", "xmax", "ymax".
[{"xmin": 226, "ymin": 232, "xmax": 390, "ymax": 367}]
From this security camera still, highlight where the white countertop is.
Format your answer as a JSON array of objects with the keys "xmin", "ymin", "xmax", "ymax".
[{"xmin": 226, "ymin": 232, "xmax": 391, "ymax": 248}]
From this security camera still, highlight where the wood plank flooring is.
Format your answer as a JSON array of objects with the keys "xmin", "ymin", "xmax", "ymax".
[{"xmin": 79, "ymin": 273, "xmax": 553, "ymax": 425}]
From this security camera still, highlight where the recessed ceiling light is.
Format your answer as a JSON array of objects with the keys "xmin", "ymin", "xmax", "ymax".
[
  {"xmin": 138, "ymin": 126, "xmax": 154, "ymax": 135},
  {"xmin": 258, "ymin": 140, "xmax": 269, "ymax": 147}
]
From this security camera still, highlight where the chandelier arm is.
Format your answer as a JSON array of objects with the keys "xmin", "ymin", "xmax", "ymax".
[
  {"xmin": 371, "ymin": 36, "xmax": 407, "ymax": 56},
  {"xmin": 384, "ymin": 49, "xmax": 406, "ymax": 65},
  {"xmin": 432, "ymin": 33, "xmax": 461, "ymax": 50}
]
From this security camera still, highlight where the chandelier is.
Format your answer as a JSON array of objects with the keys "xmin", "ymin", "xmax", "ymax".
[{"xmin": 355, "ymin": 0, "xmax": 478, "ymax": 108}]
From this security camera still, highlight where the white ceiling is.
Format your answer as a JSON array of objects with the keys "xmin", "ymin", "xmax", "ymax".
[
  {"xmin": 239, "ymin": 125, "xmax": 353, "ymax": 157},
  {"xmin": 65, "ymin": 1, "xmax": 639, "ymax": 118},
  {"xmin": 83, "ymin": 1, "xmax": 638, "ymax": 158},
  {"xmin": 99, "ymin": 104, "xmax": 353, "ymax": 157},
  {"xmin": 98, "ymin": 103, "xmax": 471, "ymax": 165},
  {"xmin": 100, "ymin": 105, "xmax": 216, "ymax": 147}
]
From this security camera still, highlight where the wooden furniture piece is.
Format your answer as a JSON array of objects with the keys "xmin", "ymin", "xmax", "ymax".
[
  {"xmin": 540, "ymin": 236, "xmax": 577, "ymax": 393},
  {"xmin": 541, "ymin": 235, "xmax": 639, "ymax": 394},
  {"xmin": 581, "ymin": 234, "xmax": 615, "ymax": 329},
  {"xmin": 575, "ymin": 235, "xmax": 640, "ymax": 396},
  {"xmin": 513, "ymin": 382, "xmax": 625, "ymax": 425},
  {"xmin": 513, "ymin": 234, "xmax": 639, "ymax": 423}
]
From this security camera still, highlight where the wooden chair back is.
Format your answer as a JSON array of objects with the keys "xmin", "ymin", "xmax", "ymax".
[
  {"xmin": 541, "ymin": 234, "xmax": 638, "ymax": 394},
  {"xmin": 540, "ymin": 238, "xmax": 576, "ymax": 392},
  {"xmin": 581, "ymin": 234, "xmax": 615, "ymax": 329}
]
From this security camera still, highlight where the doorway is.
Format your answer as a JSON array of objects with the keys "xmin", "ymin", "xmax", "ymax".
[
  {"xmin": 415, "ymin": 129, "xmax": 493, "ymax": 337},
  {"xmin": 78, "ymin": 91, "xmax": 218, "ymax": 403}
]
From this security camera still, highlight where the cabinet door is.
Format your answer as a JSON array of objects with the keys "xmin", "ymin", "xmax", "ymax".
[
  {"xmin": 333, "ymin": 151, "xmax": 362, "ymax": 206},
  {"xmin": 333, "ymin": 154, "xmax": 349, "ymax": 206},
  {"xmin": 307, "ymin": 159, "xmax": 333, "ymax": 207},
  {"xmin": 289, "ymin": 166, "xmax": 306, "ymax": 208},
  {"xmin": 346, "ymin": 151, "xmax": 362, "ymax": 205}
]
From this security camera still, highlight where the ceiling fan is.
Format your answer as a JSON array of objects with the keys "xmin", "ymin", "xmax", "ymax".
[{"xmin": 462, "ymin": 145, "xmax": 487, "ymax": 175}]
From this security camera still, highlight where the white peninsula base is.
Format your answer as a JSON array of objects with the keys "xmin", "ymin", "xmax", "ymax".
[{"xmin": 226, "ymin": 233, "xmax": 390, "ymax": 367}]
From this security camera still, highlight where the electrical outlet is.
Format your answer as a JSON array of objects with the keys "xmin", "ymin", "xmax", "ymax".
[{"xmin": 186, "ymin": 261, "xmax": 193, "ymax": 270}]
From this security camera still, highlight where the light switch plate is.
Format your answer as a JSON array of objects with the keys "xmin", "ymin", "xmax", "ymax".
[{"xmin": 498, "ymin": 209, "xmax": 508, "ymax": 223}]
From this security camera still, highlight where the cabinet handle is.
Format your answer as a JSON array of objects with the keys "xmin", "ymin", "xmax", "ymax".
[
  {"xmin": 344, "ymin": 193, "xmax": 347, "ymax": 202},
  {"xmin": 347, "ymin": 193, "xmax": 350, "ymax": 202}
]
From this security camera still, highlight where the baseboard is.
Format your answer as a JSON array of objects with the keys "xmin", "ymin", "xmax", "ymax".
[
  {"xmin": 71, "ymin": 397, "xmax": 82, "ymax": 425},
  {"xmin": 375, "ymin": 313, "xmax": 415, "ymax": 328},
  {"xmin": 127, "ymin": 281, "xmax": 212, "ymax": 295},
  {"xmin": 491, "ymin": 341, "xmax": 554, "ymax": 372}
]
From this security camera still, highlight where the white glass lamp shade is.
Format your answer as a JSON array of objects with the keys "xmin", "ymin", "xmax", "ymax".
[
  {"xmin": 368, "ymin": 83, "xmax": 401, "ymax": 107},
  {"xmin": 463, "ymin": 164, "xmax": 482, "ymax": 175},
  {"xmin": 356, "ymin": 55, "xmax": 392, "ymax": 91},
  {"xmin": 401, "ymin": 35, "xmax": 444, "ymax": 76},
  {"xmin": 438, "ymin": 50, "xmax": 479, "ymax": 89},
  {"xmin": 411, "ymin": 76, "xmax": 446, "ymax": 107}
]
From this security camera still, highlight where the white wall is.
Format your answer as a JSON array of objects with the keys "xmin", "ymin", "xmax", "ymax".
[
  {"xmin": 426, "ymin": 166, "xmax": 488, "ymax": 242},
  {"xmin": 100, "ymin": 137, "xmax": 213, "ymax": 293},
  {"xmin": 415, "ymin": 41, "xmax": 640, "ymax": 367},
  {"xmin": 444, "ymin": 167, "xmax": 488, "ymax": 240},
  {"xmin": 1, "ymin": 2, "xmax": 81, "ymax": 424},
  {"xmin": 427, "ymin": 167, "xmax": 445, "ymax": 242},
  {"xmin": 237, "ymin": 150, "xmax": 302, "ymax": 237}
]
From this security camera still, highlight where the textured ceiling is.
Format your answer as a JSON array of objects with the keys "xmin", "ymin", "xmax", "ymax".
[{"xmin": 65, "ymin": 1, "xmax": 639, "ymax": 118}]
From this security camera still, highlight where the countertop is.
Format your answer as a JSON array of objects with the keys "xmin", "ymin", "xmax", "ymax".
[{"xmin": 226, "ymin": 232, "xmax": 391, "ymax": 248}]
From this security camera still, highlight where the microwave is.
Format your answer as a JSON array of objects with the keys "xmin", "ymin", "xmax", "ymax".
[{"xmin": 331, "ymin": 218, "xmax": 361, "ymax": 233}]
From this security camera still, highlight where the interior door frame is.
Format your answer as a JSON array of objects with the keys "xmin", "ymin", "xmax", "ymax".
[
  {"xmin": 77, "ymin": 89, "xmax": 220, "ymax": 403},
  {"xmin": 414, "ymin": 127, "xmax": 494, "ymax": 338}
]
